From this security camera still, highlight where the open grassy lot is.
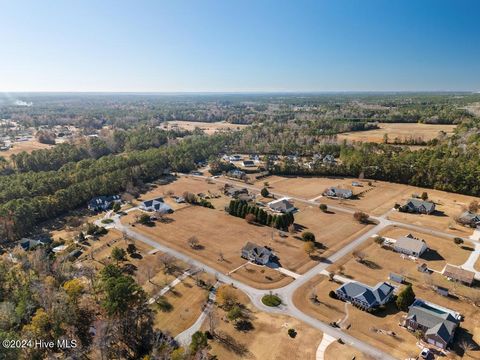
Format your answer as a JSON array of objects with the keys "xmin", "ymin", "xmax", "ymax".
[
  {"xmin": 324, "ymin": 341, "xmax": 371, "ymax": 360},
  {"xmin": 337, "ymin": 123, "xmax": 456, "ymax": 144},
  {"xmin": 121, "ymin": 203, "xmax": 323, "ymax": 288},
  {"xmin": 161, "ymin": 120, "xmax": 249, "ymax": 134},
  {"xmin": 203, "ymin": 287, "xmax": 322, "ymax": 360},
  {"xmin": 293, "ymin": 202, "xmax": 374, "ymax": 259},
  {"xmin": 376, "ymin": 226, "xmax": 474, "ymax": 272},
  {"xmin": 152, "ymin": 277, "xmax": 209, "ymax": 337},
  {"xmin": 327, "ymin": 227, "xmax": 475, "ymax": 291},
  {"xmin": 138, "ymin": 175, "xmax": 230, "ymax": 211},
  {"xmin": 254, "ymin": 175, "xmax": 366, "ymax": 201},
  {"xmin": 256, "ymin": 175, "xmax": 480, "ymax": 237},
  {"xmin": 0, "ymin": 139, "xmax": 54, "ymax": 158}
]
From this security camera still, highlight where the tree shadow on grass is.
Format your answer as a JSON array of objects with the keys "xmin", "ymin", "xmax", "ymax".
[
  {"xmin": 362, "ymin": 259, "xmax": 382, "ymax": 270},
  {"xmin": 214, "ymin": 331, "xmax": 251, "ymax": 357}
]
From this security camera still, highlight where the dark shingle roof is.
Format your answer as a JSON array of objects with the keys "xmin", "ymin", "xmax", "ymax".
[
  {"xmin": 407, "ymin": 302, "xmax": 459, "ymax": 343},
  {"xmin": 406, "ymin": 198, "xmax": 435, "ymax": 212}
]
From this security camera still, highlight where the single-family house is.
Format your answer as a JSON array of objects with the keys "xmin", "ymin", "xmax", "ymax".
[
  {"xmin": 68, "ymin": 249, "xmax": 83, "ymax": 261},
  {"xmin": 405, "ymin": 299, "xmax": 460, "ymax": 349},
  {"xmin": 229, "ymin": 155, "xmax": 242, "ymax": 162},
  {"xmin": 242, "ymin": 160, "xmax": 255, "ymax": 167},
  {"xmin": 140, "ymin": 198, "xmax": 173, "ymax": 214},
  {"xmin": 88, "ymin": 195, "xmax": 121, "ymax": 212},
  {"xmin": 322, "ymin": 154, "xmax": 336, "ymax": 164},
  {"xmin": 323, "ymin": 187, "xmax": 353, "ymax": 199},
  {"xmin": 241, "ymin": 242, "xmax": 273, "ymax": 265},
  {"xmin": 457, "ymin": 211, "xmax": 480, "ymax": 228},
  {"xmin": 335, "ymin": 281, "xmax": 395, "ymax": 311},
  {"xmin": 402, "ymin": 199, "xmax": 436, "ymax": 214},
  {"xmin": 224, "ymin": 187, "xmax": 249, "ymax": 198},
  {"xmin": 393, "ymin": 234, "xmax": 428, "ymax": 257},
  {"xmin": 18, "ymin": 237, "xmax": 52, "ymax": 251},
  {"xmin": 442, "ymin": 264, "xmax": 475, "ymax": 286},
  {"xmin": 227, "ymin": 169, "xmax": 246, "ymax": 180},
  {"xmin": 267, "ymin": 198, "xmax": 295, "ymax": 213}
]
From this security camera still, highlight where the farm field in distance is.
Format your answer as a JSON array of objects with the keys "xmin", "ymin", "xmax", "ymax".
[
  {"xmin": 161, "ymin": 120, "xmax": 249, "ymax": 134},
  {"xmin": 0, "ymin": 139, "xmax": 54, "ymax": 158},
  {"xmin": 337, "ymin": 123, "xmax": 457, "ymax": 144}
]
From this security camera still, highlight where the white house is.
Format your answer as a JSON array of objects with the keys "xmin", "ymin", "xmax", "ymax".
[{"xmin": 393, "ymin": 234, "xmax": 427, "ymax": 257}]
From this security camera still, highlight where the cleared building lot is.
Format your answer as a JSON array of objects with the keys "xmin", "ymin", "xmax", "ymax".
[{"xmin": 256, "ymin": 175, "xmax": 480, "ymax": 237}]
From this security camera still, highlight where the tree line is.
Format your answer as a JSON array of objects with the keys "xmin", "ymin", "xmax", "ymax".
[
  {"xmin": 0, "ymin": 134, "xmax": 229, "ymax": 240},
  {"xmin": 228, "ymin": 199, "xmax": 294, "ymax": 231}
]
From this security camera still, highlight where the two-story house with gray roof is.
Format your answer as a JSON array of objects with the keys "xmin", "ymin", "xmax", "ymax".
[
  {"xmin": 402, "ymin": 198, "xmax": 436, "ymax": 214},
  {"xmin": 335, "ymin": 281, "xmax": 395, "ymax": 311},
  {"xmin": 405, "ymin": 299, "xmax": 460, "ymax": 349}
]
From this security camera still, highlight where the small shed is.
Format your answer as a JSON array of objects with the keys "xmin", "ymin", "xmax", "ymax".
[
  {"xmin": 389, "ymin": 273, "xmax": 404, "ymax": 284},
  {"xmin": 434, "ymin": 286, "xmax": 449, "ymax": 297}
]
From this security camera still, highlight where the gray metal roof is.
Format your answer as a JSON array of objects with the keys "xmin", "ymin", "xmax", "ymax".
[{"xmin": 395, "ymin": 236, "xmax": 426, "ymax": 254}]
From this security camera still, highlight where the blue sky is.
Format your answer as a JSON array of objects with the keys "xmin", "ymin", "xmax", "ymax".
[{"xmin": 1, "ymin": 0, "xmax": 479, "ymax": 92}]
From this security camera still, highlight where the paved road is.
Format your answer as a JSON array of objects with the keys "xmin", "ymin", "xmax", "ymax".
[{"xmin": 107, "ymin": 174, "xmax": 477, "ymax": 360}]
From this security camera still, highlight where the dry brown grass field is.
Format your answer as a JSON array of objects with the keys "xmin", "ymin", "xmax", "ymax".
[
  {"xmin": 0, "ymin": 140, "xmax": 53, "ymax": 158},
  {"xmin": 161, "ymin": 120, "xmax": 249, "ymax": 134},
  {"xmin": 203, "ymin": 287, "xmax": 322, "ymax": 360},
  {"xmin": 121, "ymin": 206, "xmax": 305, "ymax": 288},
  {"xmin": 337, "ymin": 123, "xmax": 456, "ymax": 144},
  {"xmin": 324, "ymin": 341, "xmax": 371, "ymax": 360},
  {"xmin": 152, "ymin": 277, "xmax": 210, "ymax": 337},
  {"xmin": 256, "ymin": 175, "xmax": 480, "ymax": 237},
  {"xmin": 376, "ymin": 226, "xmax": 474, "ymax": 271},
  {"xmin": 293, "ymin": 202, "xmax": 374, "ymax": 258}
]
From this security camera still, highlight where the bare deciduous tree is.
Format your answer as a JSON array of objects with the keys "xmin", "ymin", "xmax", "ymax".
[{"xmin": 187, "ymin": 236, "xmax": 200, "ymax": 249}]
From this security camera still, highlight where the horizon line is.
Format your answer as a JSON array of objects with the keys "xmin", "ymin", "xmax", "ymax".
[{"xmin": 1, "ymin": 90, "xmax": 479, "ymax": 95}]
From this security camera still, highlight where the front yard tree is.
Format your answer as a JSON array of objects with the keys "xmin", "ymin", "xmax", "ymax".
[
  {"xmin": 304, "ymin": 241, "xmax": 316, "ymax": 257},
  {"xmin": 216, "ymin": 285, "xmax": 238, "ymax": 310},
  {"xmin": 421, "ymin": 192, "xmax": 428, "ymax": 201},
  {"xmin": 190, "ymin": 331, "xmax": 208, "ymax": 353},
  {"xmin": 138, "ymin": 213, "xmax": 152, "ymax": 225},
  {"xmin": 319, "ymin": 203, "xmax": 328, "ymax": 212},
  {"xmin": 245, "ymin": 213, "xmax": 256, "ymax": 224},
  {"xmin": 302, "ymin": 231, "xmax": 315, "ymax": 242},
  {"xmin": 111, "ymin": 247, "xmax": 126, "ymax": 263},
  {"xmin": 353, "ymin": 211, "xmax": 369, "ymax": 224},
  {"xmin": 112, "ymin": 202, "xmax": 121, "ymax": 212},
  {"xmin": 227, "ymin": 305, "xmax": 242, "ymax": 323},
  {"xmin": 188, "ymin": 236, "xmax": 200, "ymax": 249},
  {"xmin": 396, "ymin": 284, "xmax": 415, "ymax": 311},
  {"xmin": 261, "ymin": 187, "xmax": 269, "ymax": 197},
  {"xmin": 468, "ymin": 200, "xmax": 479, "ymax": 213}
]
